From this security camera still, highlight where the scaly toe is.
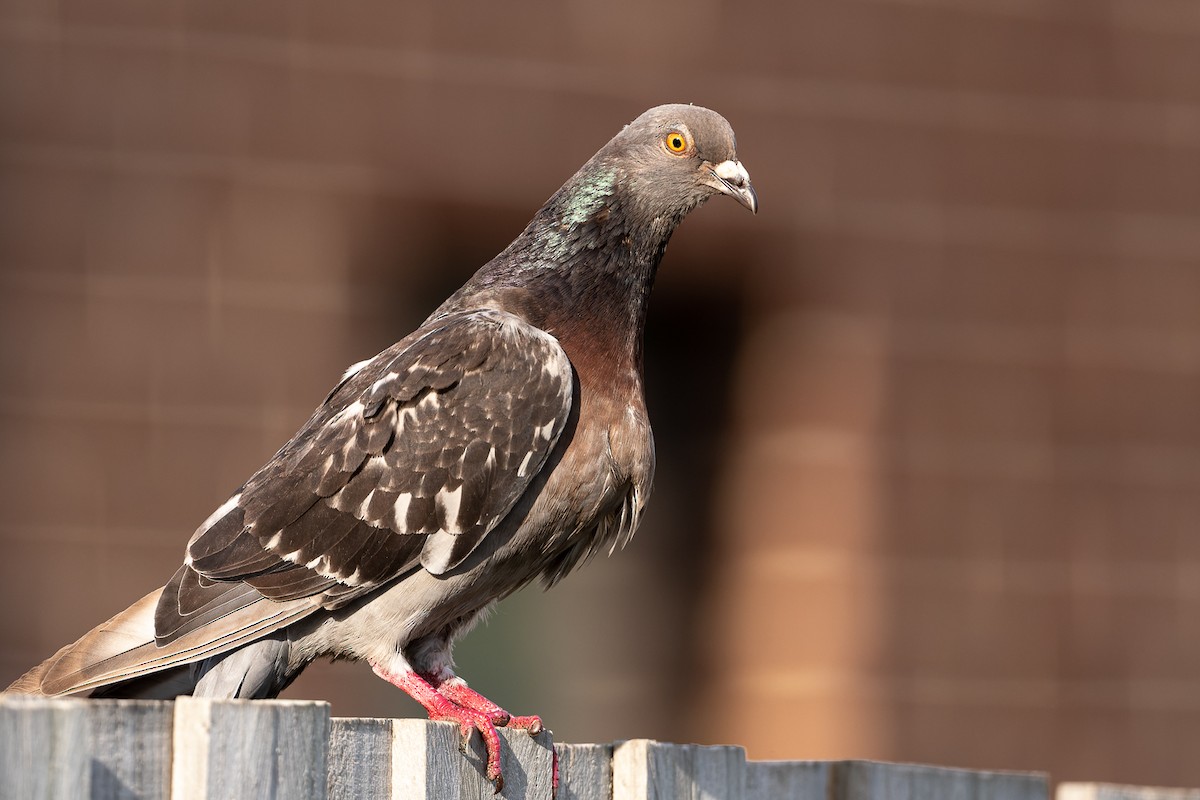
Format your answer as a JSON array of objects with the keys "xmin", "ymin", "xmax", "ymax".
[{"xmin": 504, "ymin": 714, "xmax": 543, "ymax": 735}]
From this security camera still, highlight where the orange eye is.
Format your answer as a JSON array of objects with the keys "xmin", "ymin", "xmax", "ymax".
[{"xmin": 664, "ymin": 131, "xmax": 688, "ymax": 154}]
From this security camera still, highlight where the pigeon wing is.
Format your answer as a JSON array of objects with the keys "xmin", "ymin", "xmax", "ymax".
[{"xmin": 157, "ymin": 308, "xmax": 575, "ymax": 644}]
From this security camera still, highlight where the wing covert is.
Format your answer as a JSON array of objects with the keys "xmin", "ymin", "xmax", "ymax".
[{"xmin": 158, "ymin": 310, "xmax": 573, "ymax": 644}]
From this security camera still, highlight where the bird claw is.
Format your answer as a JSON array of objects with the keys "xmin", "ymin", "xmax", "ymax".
[
  {"xmin": 454, "ymin": 722, "xmax": 473, "ymax": 752},
  {"xmin": 504, "ymin": 713, "xmax": 544, "ymax": 735}
]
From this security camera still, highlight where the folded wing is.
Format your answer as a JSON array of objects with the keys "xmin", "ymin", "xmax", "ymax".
[{"xmin": 27, "ymin": 309, "xmax": 574, "ymax": 696}]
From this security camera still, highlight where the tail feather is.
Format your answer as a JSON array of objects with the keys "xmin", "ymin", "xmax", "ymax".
[
  {"xmin": 4, "ymin": 586, "xmax": 318, "ymax": 698},
  {"xmin": 5, "ymin": 642, "xmax": 74, "ymax": 696}
]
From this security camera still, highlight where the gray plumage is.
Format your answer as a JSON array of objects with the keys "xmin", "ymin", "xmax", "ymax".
[{"xmin": 6, "ymin": 104, "xmax": 756, "ymax": 781}]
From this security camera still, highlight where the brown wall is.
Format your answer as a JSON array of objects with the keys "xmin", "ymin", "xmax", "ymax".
[{"xmin": 2, "ymin": 0, "xmax": 1199, "ymax": 789}]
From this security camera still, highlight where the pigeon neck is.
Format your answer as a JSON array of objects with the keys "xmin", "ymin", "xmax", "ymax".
[
  {"xmin": 511, "ymin": 170, "xmax": 680, "ymax": 368},
  {"xmin": 438, "ymin": 165, "xmax": 685, "ymax": 382}
]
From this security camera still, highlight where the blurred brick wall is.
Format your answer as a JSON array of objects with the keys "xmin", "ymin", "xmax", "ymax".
[
  {"xmin": 686, "ymin": 2, "xmax": 1200, "ymax": 787},
  {"xmin": 2, "ymin": 0, "xmax": 1198, "ymax": 789}
]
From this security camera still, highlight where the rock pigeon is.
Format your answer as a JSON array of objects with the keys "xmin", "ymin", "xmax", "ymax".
[{"xmin": 5, "ymin": 103, "xmax": 756, "ymax": 788}]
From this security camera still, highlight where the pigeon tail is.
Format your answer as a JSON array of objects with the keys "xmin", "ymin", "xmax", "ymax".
[
  {"xmin": 4, "ymin": 587, "xmax": 162, "ymax": 696},
  {"xmin": 4, "ymin": 586, "xmax": 315, "ymax": 698}
]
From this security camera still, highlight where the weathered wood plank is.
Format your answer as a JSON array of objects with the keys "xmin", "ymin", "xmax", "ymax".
[
  {"xmin": 86, "ymin": 699, "xmax": 173, "ymax": 800},
  {"xmin": 329, "ymin": 717, "xmax": 396, "ymax": 800},
  {"xmin": 171, "ymin": 697, "xmax": 330, "ymax": 800},
  {"xmin": 2, "ymin": 700, "xmax": 1180, "ymax": 800},
  {"xmin": 745, "ymin": 760, "xmax": 832, "ymax": 799},
  {"xmin": 390, "ymin": 718, "xmax": 554, "ymax": 800},
  {"xmin": 833, "ymin": 760, "xmax": 1048, "ymax": 800},
  {"xmin": 613, "ymin": 739, "xmax": 747, "ymax": 800},
  {"xmin": 1058, "ymin": 784, "xmax": 1200, "ymax": 800},
  {"xmin": 555, "ymin": 743, "xmax": 613, "ymax": 800},
  {"xmin": 0, "ymin": 696, "xmax": 89, "ymax": 800}
]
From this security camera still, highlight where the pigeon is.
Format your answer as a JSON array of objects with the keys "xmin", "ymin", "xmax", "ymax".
[{"xmin": 5, "ymin": 103, "xmax": 757, "ymax": 789}]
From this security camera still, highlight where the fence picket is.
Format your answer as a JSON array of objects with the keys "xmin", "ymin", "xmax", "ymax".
[
  {"xmin": 171, "ymin": 697, "xmax": 329, "ymax": 800},
  {"xmin": 1, "ymin": 698, "xmax": 1187, "ymax": 800}
]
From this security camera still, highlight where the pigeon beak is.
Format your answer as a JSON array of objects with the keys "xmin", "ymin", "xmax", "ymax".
[{"xmin": 706, "ymin": 159, "xmax": 758, "ymax": 214}]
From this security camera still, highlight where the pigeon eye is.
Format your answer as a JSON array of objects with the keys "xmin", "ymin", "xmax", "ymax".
[{"xmin": 664, "ymin": 131, "xmax": 688, "ymax": 154}]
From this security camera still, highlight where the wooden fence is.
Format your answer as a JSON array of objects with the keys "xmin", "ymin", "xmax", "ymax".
[{"xmin": 0, "ymin": 696, "xmax": 1193, "ymax": 800}]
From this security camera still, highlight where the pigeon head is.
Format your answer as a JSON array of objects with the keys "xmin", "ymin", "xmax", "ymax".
[
  {"xmin": 442, "ymin": 104, "xmax": 754, "ymax": 318},
  {"xmin": 598, "ymin": 103, "xmax": 758, "ymax": 218}
]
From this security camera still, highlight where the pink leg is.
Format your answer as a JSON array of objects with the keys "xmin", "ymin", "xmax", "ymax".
[{"xmin": 371, "ymin": 662, "xmax": 506, "ymax": 791}]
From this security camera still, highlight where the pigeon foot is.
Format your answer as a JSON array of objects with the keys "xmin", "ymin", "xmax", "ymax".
[
  {"xmin": 437, "ymin": 677, "xmax": 545, "ymax": 734},
  {"xmin": 372, "ymin": 661, "xmax": 515, "ymax": 792}
]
